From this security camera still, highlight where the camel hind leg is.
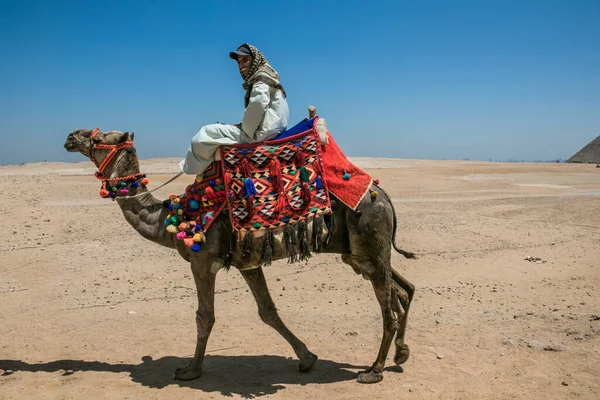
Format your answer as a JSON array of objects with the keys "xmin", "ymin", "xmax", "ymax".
[
  {"xmin": 390, "ymin": 268, "xmax": 415, "ymax": 365},
  {"xmin": 239, "ymin": 267, "xmax": 318, "ymax": 372},
  {"xmin": 342, "ymin": 254, "xmax": 399, "ymax": 384}
]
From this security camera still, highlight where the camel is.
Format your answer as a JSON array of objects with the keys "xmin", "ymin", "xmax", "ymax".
[{"xmin": 63, "ymin": 124, "xmax": 416, "ymax": 384}]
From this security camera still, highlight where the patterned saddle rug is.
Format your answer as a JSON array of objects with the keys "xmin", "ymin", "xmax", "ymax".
[{"xmin": 163, "ymin": 122, "xmax": 332, "ymax": 256}]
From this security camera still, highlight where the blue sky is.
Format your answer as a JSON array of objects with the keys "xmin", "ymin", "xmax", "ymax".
[{"xmin": 1, "ymin": 0, "xmax": 599, "ymax": 164}]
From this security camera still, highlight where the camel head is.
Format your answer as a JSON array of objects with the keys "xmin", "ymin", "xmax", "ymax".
[{"xmin": 64, "ymin": 129, "xmax": 135, "ymax": 158}]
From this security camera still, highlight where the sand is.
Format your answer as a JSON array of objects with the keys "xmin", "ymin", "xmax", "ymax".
[{"xmin": 1, "ymin": 158, "xmax": 599, "ymax": 399}]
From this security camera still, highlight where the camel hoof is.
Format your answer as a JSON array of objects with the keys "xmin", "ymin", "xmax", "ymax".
[
  {"xmin": 173, "ymin": 364, "xmax": 203, "ymax": 381},
  {"xmin": 394, "ymin": 343, "xmax": 410, "ymax": 365},
  {"xmin": 357, "ymin": 369, "xmax": 383, "ymax": 384},
  {"xmin": 298, "ymin": 352, "xmax": 318, "ymax": 372}
]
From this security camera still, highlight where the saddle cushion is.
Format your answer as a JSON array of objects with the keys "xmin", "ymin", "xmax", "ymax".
[{"xmin": 220, "ymin": 126, "xmax": 332, "ymax": 237}]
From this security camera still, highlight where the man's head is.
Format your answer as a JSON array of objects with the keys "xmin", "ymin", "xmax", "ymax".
[{"xmin": 229, "ymin": 45, "xmax": 253, "ymax": 78}]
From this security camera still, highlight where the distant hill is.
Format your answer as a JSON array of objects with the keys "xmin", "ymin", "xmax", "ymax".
[{"xmin": 567, "ymin": 135, "xmax": 600, "ymax": 164}]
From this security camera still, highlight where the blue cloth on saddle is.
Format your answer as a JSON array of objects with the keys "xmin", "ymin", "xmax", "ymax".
[{"xmin": 274, "ymin": 117, "xmax": 316, "ymax": 140}]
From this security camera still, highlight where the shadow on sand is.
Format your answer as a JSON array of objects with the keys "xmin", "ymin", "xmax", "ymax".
[{"xmin": 1, "ymin": 354, "xmax": 403, "ymax": 397}]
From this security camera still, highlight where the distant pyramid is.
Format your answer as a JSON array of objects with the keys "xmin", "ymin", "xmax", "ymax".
[{"xmin": 567, "ymin": 135, "xmax": 600, "ymax": 164}]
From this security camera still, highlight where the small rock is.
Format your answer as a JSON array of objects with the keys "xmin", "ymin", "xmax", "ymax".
[
  {"xmin": 561, "ymin": 382, "xmax": 568, "ymax": 386},
  {"xmin": 590, "ymin": 315, "xmax": 600, "ymax": 321},
  {"xmin": 500, "ymin": 352, "xmax": 505, "ymax": 356},
  {"xmin": 503, "ymin": 339, "xmax": 515, "ymax": 346},
  {"xmin": 346, "ymin": 331, "xmax": 358, "ymax": 336},
  {"xmin": 436, "ymin": 354, "xmax": 444, "ymax": 359},
  {"xmin": 128, "ymin": 311, "xmax": 136, "ymax": 315}
]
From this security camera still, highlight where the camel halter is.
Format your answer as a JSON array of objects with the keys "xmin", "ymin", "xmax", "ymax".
[{"xmin": 90, "ymin": 128, "xmax": 183, "ymax": 199}]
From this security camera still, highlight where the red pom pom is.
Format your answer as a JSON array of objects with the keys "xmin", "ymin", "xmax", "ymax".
[
  {"xmin": 374, "ymin": 179, "xmax": 380, "ymax": 185},
  {"xmin": 205, "ymin": 186, "xmax": 214, "ymax": 194},
  {"xmin": 142, "ymin": 178, "xmax": 149, "ymax": 185},
  {"xmin": 99, "ymin": 189, "xmax": 110, "ymax": 198}
]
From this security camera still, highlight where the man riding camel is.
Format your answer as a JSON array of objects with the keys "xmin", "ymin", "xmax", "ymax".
[{"xmin": 179, "ymin": 44, "xmax": 289, "ymax": 178}]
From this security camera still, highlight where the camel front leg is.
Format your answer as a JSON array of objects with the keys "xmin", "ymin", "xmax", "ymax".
[
  {"xmin": 174, "ymin": 258, "xmax": 217, "ymax": 380},
  {"xmin": 240, "ymin": 267, "xmax": 318, "ymax": 372}
]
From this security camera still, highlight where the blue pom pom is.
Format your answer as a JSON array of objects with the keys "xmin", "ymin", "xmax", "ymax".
[
  {"xmin": 120, "ymin": 181, "xmax": 126, "ymax": 187},
  {"xmin": 174, "ymin": 203, "xmax": 182, "ymax": 209},
  {"xmin": 342, "ymin": 170, "xmax": 351, "ymax": 180},
  {"xmin": 315, "ymin": 176, "xmax": 323, "ymax": 190},
  {"xmin": 168, "ymin": 204, "xmax": 174, "ymax": 211},
  {"xmin": 131, "ymin": 181, "xmax": 139, "ymax": 188},
  {"xmin": 209, "ymin": 180, "xmax": 215, "ymax": 187},
  {"xmin": 191, "ymin": 243, "xmax": 202, "ymax": 252},
  {"xmin": 244, "ymin": 178, "xmax": 257, "ymax": 197},
  {"xmin": 189, "ymin": 200, "xmax": 199, "ymax": 210},
  {"xmin": 109, "ymin": 192, "xmax": 115, "ymax": 198},
  {"xmin": 164, "ymin": 219, "xmax": 172, "ymax": 226}
]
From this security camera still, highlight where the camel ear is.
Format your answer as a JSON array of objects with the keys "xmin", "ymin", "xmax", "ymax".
[
  {"xmin": 130, "ymin": 132, "xmax": 135, "ymax": 141},
  {"xmin": 117, "ymin": 132, "xmax": 130, "ymax": 143}
]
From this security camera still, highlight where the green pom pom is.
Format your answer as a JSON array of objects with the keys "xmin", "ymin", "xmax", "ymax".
[
  {"xmin": 253, "ymin": 222, "xmax": 262, "ymax": 229},
  {"xmin": 299, "ymin": 167, "xmax": 309, "ymax": 182}
]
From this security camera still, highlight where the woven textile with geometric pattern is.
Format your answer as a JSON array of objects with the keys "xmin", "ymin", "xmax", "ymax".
[{"xmin": 221, "ymin": 128, "xmax": 331, "ymax": 237}]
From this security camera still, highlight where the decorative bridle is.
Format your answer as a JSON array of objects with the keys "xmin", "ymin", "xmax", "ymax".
[{"xmin": 89, "ymin": 128, "xmax": 147, "ymax": 199}]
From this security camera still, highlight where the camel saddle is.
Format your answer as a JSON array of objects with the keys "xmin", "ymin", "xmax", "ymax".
[{"xmin": 163, "ymin": 116, "xmax": 373, "ymax": 255}]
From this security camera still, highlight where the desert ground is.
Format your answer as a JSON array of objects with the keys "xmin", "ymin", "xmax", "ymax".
[{"xmin": 1, "ymin": 157, "xmax": 599, "ymax": 399}]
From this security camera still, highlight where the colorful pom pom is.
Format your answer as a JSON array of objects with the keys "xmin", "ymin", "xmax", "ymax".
[
  {"xmin": 244, "ymin": 178, "xmax": 257, "ymax": 197},
  {"xmin": 189, "ymin": 200, "xmax": 199, "ymax": 210},
  {"xmin": 120, "ymin": 181, "xmax": 127, "ymax": 187},
  {"xmin": 141, "ymin": 178, "xmax": 149, "ymax": 185},
  {"xmin": 164, "ymin": 219, "xmax": 172, "ymax": 226},
  {"xmin": 166, "ymin": 225, "xmax": 178, "ymax": 233},
  {"xmin": 193, "ymin": 232, "xmax": 206, "ymax": 243},
  {"xmin": 209, "ymin": 179, "xmax": 215, "ymax": 187},
  {"xmin": 177, "ymin": 209, "xmax": 184, "ymax": 216},
  {"xmin": 205, "ymin": 186, "xmax": 214, "ymax": 194},
  {"xmin": 183, "ymin": 238, "xmax": 194, "ymax": 247},
  {"xmin": 191, "ymin": 243, "xmax": 202, "ymax": 252},
  {"xmin": 99, "ymin": 189, "xmax": 110, "ymax": 198},
  {"xmin": 371, "ymin": 190, "xmax": 378, "ymax": 198},
  {"xmin": 373, "ymin": 179, "xmax": 380, "ymax": 185},
  {"xmin": 178, "ymin": 222, "xmax": 187, "ymax": 232},
  {"xmin": 120, "ymin": 188, "xmax": 128, "ymax": 194},
  {"xmin": 170, "ymin": 216, "xmax": 180, "ymax": 225},
  {"xmin": 131, "ymin": 181, "xmax": 139, "ymax": 188},
  {"xmin": 315, "ymin": 176, "xmax": 323, "ymax": 190},
  {"xmin": 299, "ymin": 166, "xmax": 309, "ymax": 182},
  {"xmin": 342, "ymin": 170, "xmax": 351, "ymax": 180}
]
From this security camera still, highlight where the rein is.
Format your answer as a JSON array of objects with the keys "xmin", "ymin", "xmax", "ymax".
[{"xmin": 89, "ymin": 127, "xmax": 183, "ymax": 199}]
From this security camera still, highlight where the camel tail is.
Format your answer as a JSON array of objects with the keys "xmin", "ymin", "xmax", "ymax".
[{"xmin": 376, "ymin": 185, "xmax": 417, "ymax": 259}]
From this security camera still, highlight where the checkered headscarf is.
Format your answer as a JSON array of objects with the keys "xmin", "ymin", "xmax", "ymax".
[{"xmin": 235, "ymin": 43, "xmax": 286, "ymax": 107}]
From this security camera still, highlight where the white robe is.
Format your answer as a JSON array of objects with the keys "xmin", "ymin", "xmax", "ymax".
[{"xmin": 180, "ymin": 82, "xmax": 289, "ymax": 175}]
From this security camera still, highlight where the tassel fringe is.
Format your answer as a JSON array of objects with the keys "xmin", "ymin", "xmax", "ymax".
[
  {"xmin": 269, "ymin": 158, "xmax": 283, "ymax": 193},
  {"xmin": 223, "ymin": 231, "xmax": 237, "ymax": 270},
  {"xmin": 283, "ymin": 225, "xmax": 298, "ymax": 264},
  {"xmin": 259, "ymin": 229, "xmax": 274, "ymax": 267},
  {"xmin": 297, "ymin": 220, "xmax": 311, "ymax": 261},
  {"xmin": 242, "ymin": 230, "xmax": 254, "ymax": 263},
  {"xmin": 313, "ymin": 216, "xmax": 324, "ymax": 253}
]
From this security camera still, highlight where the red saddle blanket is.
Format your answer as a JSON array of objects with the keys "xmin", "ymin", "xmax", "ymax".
[{"xmin": 163, "ymin": 118, "xmax": 372, "ymax": 251}]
